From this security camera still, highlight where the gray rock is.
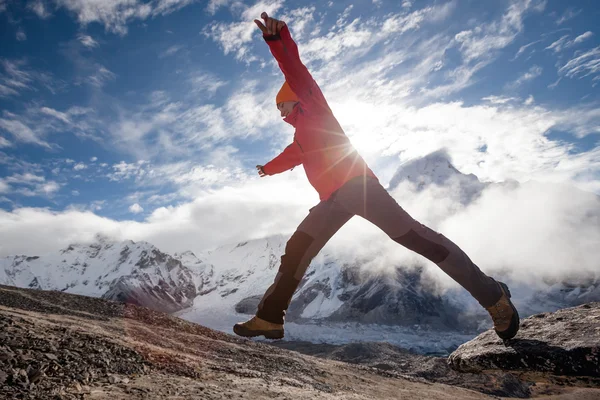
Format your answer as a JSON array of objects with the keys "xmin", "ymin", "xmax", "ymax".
[
  {"xmin": 235, "ymin": 295, "xmax": 262, "ymax": 315},
  {"xmin": 28, "ymin": 368, "xmax": 44, "ymax": 384},
  {"xmin": 448, "ymin": 302, "xmax": 600, "ymax": 377}
]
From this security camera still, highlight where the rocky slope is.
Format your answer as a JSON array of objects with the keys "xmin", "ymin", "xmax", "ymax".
[
  {"xmin": 0, "ymin": 285, "xmax": 493, "ymax": 400},
  {"xmin": 449, "ymin": 302, "xmax": 600, "ymax": 377},
  {"xmin": 2, "ymin": 285, "xmax": 599, "ymax": 399},
  {"xmin": 275, "ymin": 303, "xmax": 600, "ymax": 398}
]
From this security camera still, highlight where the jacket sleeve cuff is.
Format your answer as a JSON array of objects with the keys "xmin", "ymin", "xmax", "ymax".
[
  {"xmin": 263, "ymin": 24, "xmax": 290, "ymax": 42},
  {"xmin": 263, "ymin": 34, "xmax": 281, "ymax": 42}
]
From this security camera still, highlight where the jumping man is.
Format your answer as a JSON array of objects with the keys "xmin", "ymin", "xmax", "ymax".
[{"xmin": 233, "ymin": 12, "xmax": 520, "ymax": 341}]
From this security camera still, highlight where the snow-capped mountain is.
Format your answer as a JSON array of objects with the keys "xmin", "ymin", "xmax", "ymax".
[
  {"xmin": 174, "ymin": 235, "xmax": 469, "ymax": 330},
  {"xmin": 389, "ymin": 149, "xmax": 487, "ymax": 204},
  {"xmin": 0, "ymin": 234, "xmax": 201, "ymax": 313},
  {"xmin": 2, "ymin": 152, "xmax": 599, "ymax": 352}
]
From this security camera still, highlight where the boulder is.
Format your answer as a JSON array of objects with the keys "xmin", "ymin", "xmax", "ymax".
[
  {"xmin": 448, "ymin": 302, "xmax": 600, "ymax": 377},
  {"xmin": 234, "ymin": 295, "xmax": 262, "ymax": 315}
]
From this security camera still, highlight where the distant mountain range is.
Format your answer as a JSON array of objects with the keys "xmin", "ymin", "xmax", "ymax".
[{"xmin": 2, "ymin": 151, "xmax": 599, "ymax": 343}]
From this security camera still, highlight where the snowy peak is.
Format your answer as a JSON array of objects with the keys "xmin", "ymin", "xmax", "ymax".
[
  {"xmin": 390, "ymin": 150, "xmax": 475, "ymax": 189},
  {"xmin": 388, "ymin": 150, "xmax": 487, "ymax": 204},
  {"xmin": 0, "ymin": 236, "xmax": 204, "ymax": 313}
]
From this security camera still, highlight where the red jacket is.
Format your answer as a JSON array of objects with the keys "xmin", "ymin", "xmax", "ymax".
[{"xmin": 261, "ymin": 25, "xmax": 378, "ymax": 201}]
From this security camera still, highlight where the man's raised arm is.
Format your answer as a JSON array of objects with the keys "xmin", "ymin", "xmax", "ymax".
[{"xmin": 254, "ymin": 12, "xmax": 329, "ymax": 112}]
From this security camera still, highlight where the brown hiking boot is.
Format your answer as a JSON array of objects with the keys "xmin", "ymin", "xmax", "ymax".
[
  {"xmin": 233, "ymin": 316, "xmax": 284, "ymax": 339},
  {"xmin": 486, "ymin": 281, "xmax": 520, "ymax": 340}
]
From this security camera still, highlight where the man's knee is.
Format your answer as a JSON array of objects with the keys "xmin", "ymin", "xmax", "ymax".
[
  {"xmin": 281, "ymin": 230, "xmax": 314, "ymax": 268},
  {"xmin": 393, "ymin": 228, "xmax": 450, "ymax": 264}
]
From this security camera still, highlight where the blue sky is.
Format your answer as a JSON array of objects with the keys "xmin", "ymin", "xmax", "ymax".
[{"xmin": 1, "ymin": 0, "xmax": 599, "ymax": 256}]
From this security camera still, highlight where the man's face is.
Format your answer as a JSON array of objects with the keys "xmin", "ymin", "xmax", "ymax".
[{"xmin": 277, "ymin": 101, "xmax": 297, "ymax": 118}]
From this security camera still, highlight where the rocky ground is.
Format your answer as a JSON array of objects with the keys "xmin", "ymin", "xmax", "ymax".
[{"xmin": 1, "ymin": 285, "xmax": 599, "ymax": 399}]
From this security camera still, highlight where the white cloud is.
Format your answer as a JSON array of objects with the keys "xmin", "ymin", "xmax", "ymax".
[
  {"xmin": 1, "ymin": 105, "xmax": 98, "ymax": 150},
  {"xmin": 0, "ymin": 84, "xmax": 18, "ymax": 97},
  {"xmin": 73, "ymin": 162, "xmax": 87, "ymax": 170},
  {"xmin": 301, "ymin": 18, "xmax": 373, "ymax": 63},
  {"xmin": 440, "ymin": 182, "xmax": 600, "ymax": 283},
  {"xmin": 28, "ymin": 0, "xmax": 52, "ymax": 19},
  {"xmin": 481, "ymin": 95, "xmax": 518, "ymax": 105},
  {"xmin": 328, "ymin": 94, "xmax": 600, "ymax": 187},
  {"xmin": 0, "ymin": 59, "xmax": 63, "ymax": 97},
  {"xmin": 508, "ymin": 65, "xmax": 542, "ymax": 88},
  {"xmin": 0, "ymin": 136, "xmax": 11, "ymax": 148},
  {"xmin": 108, "ymin": 82, "xmax": 278, "ymax": 159},
  {"xmin": 87, "ymin": 65, "xmax": 116, "ymax": 87},
  {"xmin": 189, "ymin": 72, "xmax": 226, "ymax": 96},
  {"xmin": 1, "ymin": 172, "xmax": 61, "ymax": 198},
  {"xmin": 545, "ymin": 34, "xmax": 570, "ymax": 53},
  {"xmin": 573, "ymin": 31, "xmax": 593, "ymax": 44},
  {"xmin": 203, "ymin": 0, "xmax": 284, "ymax": 62},
  {"xmin": 558, "ymin": 46, "xmax": 600, "ymax": 80},
  {"xmin": 556, "ymin": 8, "xmax": 581, "ymax": 25},
  {"xmin": 40, "ymin": 106, "xmax": 71, "ymax": 124},
  {"xmin": 0, "ymin": 208, "xmax": 122, "ymax": 256},
  {"xmin": 280, "ymin": 6, "xmax": 315, "ymax": 40},
  {"xmin": 71, "ymin": 190, "xmax": 80, "ymax": 196},
  {"xmin": 0, "ymin": 180, "xmax": 9, "ymax": 194},
  {"xmin": 41, "ymin": 181, "xmax": 60, "ymax": 195},
  {"xmin": 77, "ymin": 34, "xmax": 98, "ymax": 48},
  {"xmin": 108, "ymin": 161, "xmax": 147, "ymax": 181},
  {"xmin": 106, "ymin": 157, "xmax": 249, "ymax": 201},
  {"xmin": 0, "ymin": 59, "xmax": 32, "ymax": 96},
  {"xmin": 0, "ymin": 173, "xmax": 314, "ymax": 257},
  {"xmin": 52, "ymin": 0, "xmax": 197, "ymax": 35},
  {"xmin": 16, "ymin": 28, "xmax": 27, "ymax": 41},
  {"xmin": 382, "ymin": 3, "xmax": 454, "ymax": 34},
  {"xmin": 90, "ymin": 200, "xmax": 105, "ymax": 211},
  {"xmin": 524, "ymin": 95, "xmax": 534, "ymax": 105},
  {"xmin": 5, "ymin": 173, "xmax": 45, "ymax": 184},
  {"xmin": 512, "ymin": 39, "xmax": 541, "ymax": 60},
  {"xmin": 206, "ymin": 0, "xmax": 238, "ymax": 14},
  {"xmin": 0, "ymin": 118, "xmax": 51, "ymax": 148},
  {"xmin": 454, "ymin": 0, "xmax": 544, "ymax": 63},
  {"xmin": 129, "ymin": 203, "xmax": 144, "ymax": 214},
  {"xmin": 546, "ymin": 32, "xmax": 593, "ymax": 54},
  {"xmin": 152, "ymin": 0, "xmax": 197, "ymax": 16},
  {"xmin": 90, "ymin": 156, "xmax": 97, "ymax": 162},
  {"xmin": 159, "ymin": 44, "xmax": 184, "ymax": 58}
]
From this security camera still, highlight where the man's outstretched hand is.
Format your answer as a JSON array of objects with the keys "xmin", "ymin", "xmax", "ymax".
[
  {"xmin": 254, "ymin": 12, "xmax": 285, "ymax": 36},
  {"xmin": 256, "ymin": 165, "xmax": 266, "ymax": 177}
]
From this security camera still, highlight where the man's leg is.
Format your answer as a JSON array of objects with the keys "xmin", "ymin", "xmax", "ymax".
[
  {"xmin": 234, "ymin": 198, "xmax": 353, "ymax": 337},
  {"xmin": 333, "ymin": 176, "xmax": 502, "ymax": 308},
  {"xmin": 333, "ymin": 176, "xmax": 519, "ymax": 339}
]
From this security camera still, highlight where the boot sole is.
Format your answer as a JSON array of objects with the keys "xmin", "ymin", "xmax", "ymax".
[
  {"xmin": 496, "ymin": 281, "xmax": 520, "ymax": 341},
  {"xmin": 233, "ymin": 324, "xmax": 284, "ymax": 340}
]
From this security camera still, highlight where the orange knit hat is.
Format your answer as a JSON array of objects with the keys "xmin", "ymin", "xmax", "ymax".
[{"xmin": 276, "ymin": 81, "xmax": 299, "ymax": 104}]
